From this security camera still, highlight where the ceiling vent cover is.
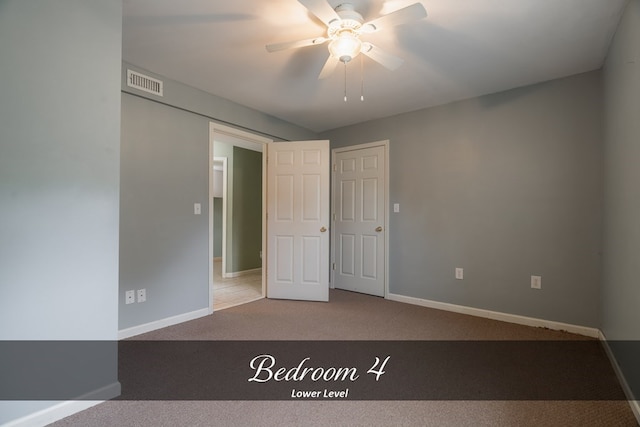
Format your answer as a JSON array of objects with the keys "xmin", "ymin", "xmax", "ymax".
[{"xmin": 127, "ymin": 69, "xmax": 163, "ymax": 97}]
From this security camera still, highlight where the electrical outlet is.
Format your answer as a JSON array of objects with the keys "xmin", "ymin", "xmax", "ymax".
[
  {"xmin": 394, "ymin": 203, "xmax": 400, "ymax": 213},
  {"xmin": 137, "ymin": 288, "xmax": 146, "ymax": 303},
  {"xmin": 531, "ymin": 276, "xmax": 542, "ymax": 290},
  {"xmin": 455, "ymin": 268, "xmax": 464, "ymax": 280},
  {"xmin": 125, "ymin": 290, "xmax": 135, "ymax": 305}
]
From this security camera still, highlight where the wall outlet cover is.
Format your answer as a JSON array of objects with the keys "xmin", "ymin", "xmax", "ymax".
[{"xmin": 125, "ymin": 290, "xmax": 135, "ymax": 305}]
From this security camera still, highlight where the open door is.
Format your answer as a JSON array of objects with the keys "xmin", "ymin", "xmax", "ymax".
[{"xmin": 267, "ymin": 140, "xmax": 330, "ymax": 302}]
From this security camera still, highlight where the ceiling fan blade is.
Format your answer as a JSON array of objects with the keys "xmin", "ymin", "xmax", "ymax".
[
  {"xmin": 361, "ymin": 3, "xmax": 427, "ymax": 33},
  {"xmin": 298, "ymin": 0, "xmax": 341, "ymax": 27},
  {"xmin": 361, "ymin": 43, "xmax": 404, "ymax": 71},
  {"xmin": 266, "ymin": 37, "xmax": 328, "ymax": 53},
  {"xmin": 318, "ymin": 55, "xmax": 340, "ymax": 79}
]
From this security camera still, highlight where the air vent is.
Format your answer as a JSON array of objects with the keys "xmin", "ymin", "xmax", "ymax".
[{"xmin": 127, "ymin": 69, "xmax": 163, "ymax": 97}]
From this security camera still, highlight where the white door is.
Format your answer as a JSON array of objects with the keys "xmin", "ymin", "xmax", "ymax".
[
  {"xmin": 333, "ymin": 144, "xmax": 386, "ymax": 297},
  {"xmin": 267, "ymin": 140, "xmax": 330, "ymax": 301}
]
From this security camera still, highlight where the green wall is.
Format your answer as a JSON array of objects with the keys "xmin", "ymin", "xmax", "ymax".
[
  {"xmin": 231, "ymin": 146, "xmax": 263, "ymax": 272},
  {"xmin": 214, "ymin": 198, "xmax": 223, "ymax": 258}
]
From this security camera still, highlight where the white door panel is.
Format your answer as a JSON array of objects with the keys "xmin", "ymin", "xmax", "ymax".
[
  {"xmin": 267, "ymin": 140, "xmax": 329, "ymax": 302},
  {"xmin": 333, "ymin": 145, "xmax": 386, "ymax": 297}
]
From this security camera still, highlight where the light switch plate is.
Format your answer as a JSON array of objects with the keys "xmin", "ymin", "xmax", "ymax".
[
  {"xmin": 194, "ymin": 203, "xmax": 201, "ymax": 215},
  {"xmin": 394, "ymin": 203, "xmax": 400, "ymax": 213},
  {"xmin": 531, "ymin": 276, "xmax": 542, "ymax": 290},
  {"xmin": 455, "ymin": 268, "xmax": 464, "ymax": 280}
]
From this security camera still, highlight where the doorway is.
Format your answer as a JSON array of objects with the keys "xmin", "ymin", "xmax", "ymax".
[
  {"xmin": 209, "ymin": 123, "xmax": 271, "ymax": 312},
  {"xmin": 331, "ymin": 141, "xmax": 389, "ymax": 297}
]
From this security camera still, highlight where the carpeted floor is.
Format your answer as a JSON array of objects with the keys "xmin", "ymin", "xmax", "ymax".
[{"xmin": 50, "ymin": 289, "xmax": 639, "ymax": 427}]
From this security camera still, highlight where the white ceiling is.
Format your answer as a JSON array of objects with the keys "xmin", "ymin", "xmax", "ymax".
[{"xmin": 122, "ymin": 0, "xmax": 627, "ymax": 133}]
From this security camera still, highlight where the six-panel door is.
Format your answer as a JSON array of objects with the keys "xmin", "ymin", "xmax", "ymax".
[
  {"xmin": 333, "ymin": 145, "xmax": 386, "ymax": 297},
  {"xmin": 267, "ymin": 140, "xmax": 330, "ymax": 301}
]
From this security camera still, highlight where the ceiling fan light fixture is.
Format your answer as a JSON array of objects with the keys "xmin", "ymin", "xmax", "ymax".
[
  {"xmin": 328, "ymin": 31, "xmax": 362, "ymax": 63},
  {"xmin": 360, "ymin": 23, "xmax": 376, "ymax": 33}
]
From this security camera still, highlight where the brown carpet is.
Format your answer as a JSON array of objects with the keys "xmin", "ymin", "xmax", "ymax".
[{"xmin": 50, "ymin": 289, "xmax": 639, "ymax": 426}]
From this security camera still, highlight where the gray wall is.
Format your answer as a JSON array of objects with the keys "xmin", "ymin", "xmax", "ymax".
[
  {"xmin": 122, "ymin": 62, "xmax": 317, "ymax": 143},
  {"xmin": 120, "ymin": 65, "xmax": 317, "ymax": 330},
  {"xmin": 322, "ymin": 71, "xmax": 604, "ymax": 327},
  {"xmin": 0, "ymin": 0, "xmax": 122, "ymax": 423},
  {"xmin": 120, "ymin": 93, "xmax": 210, "ymax": 329},
  {"xmin": 602, "ymin": 0, "xmax": 640, "ymax": 398}
]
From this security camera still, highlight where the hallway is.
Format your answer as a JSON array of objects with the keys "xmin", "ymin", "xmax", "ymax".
[{"xmin": 213, "ymin": 260, "xmax": 262, "ymax": 310}]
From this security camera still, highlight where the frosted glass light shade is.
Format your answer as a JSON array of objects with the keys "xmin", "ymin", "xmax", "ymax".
[{"xmin": 329, "ymin": 32, "xmax": 362, "ymax": 63}]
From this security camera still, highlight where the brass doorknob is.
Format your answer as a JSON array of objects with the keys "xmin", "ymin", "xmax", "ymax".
[
  {"xmin": 375, "ymin": 226, "xmax": 383, "ymax": 232},
  {"xmin": 320, "ymin": 227, "xmax": 327, "ymax": 233}
]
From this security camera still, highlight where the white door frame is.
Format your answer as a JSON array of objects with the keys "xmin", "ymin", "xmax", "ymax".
[
  {"xmin": 213, "ymin": 157, "xmax": 228, "ymax": 275},
  {"xmin": 331, "ymin": 140, "xmax": 390, "ymax": 297},
  {"xmin": 208, "ymin": 122, "xmax": 271, "ymax": 314}
]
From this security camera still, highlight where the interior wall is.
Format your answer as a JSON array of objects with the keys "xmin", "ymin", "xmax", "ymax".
[
  {"xmin": 213, "ymin": 169, "xmax": 223, "ymax": 197},
  {"xmin": 214, "ymin": 141, "xmax": 235, "ymax": 271},
  {"xmin": 120, "ymin": 64, "xmax": 317, "ymax": 331},
  {"xmin": 231, "ymin": 146, "xmax": 263, "ymax": 272},
  {"xmin": 0, "ymin": 0, "xmax": 122, "ymax": 423},
  {"xmin": 321, "ymin": 71, "xmax": 604, "ymax": 327},
  {"xmin": 122, "ymin": 62, "xmax": 317, "ymax": 143},
  {"xmin": 214, "ymin": 198, "xmax": 223, "ymax": 258},
  {"xmin": 213, "ymin": 168, "xmax": 224, "ymax": 258},
  {"xmin": 602, "ymin": 0, "xmax": 640, "ymax": 398},
  {"xmin": 120, "ymin": 93, "xmax": 210, "ymax": 329}
]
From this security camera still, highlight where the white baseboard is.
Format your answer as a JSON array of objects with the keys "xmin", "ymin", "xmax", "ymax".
[
  {"xmin": 2, "ymin": 382, "xmax": 120, "ymax": 427},
  {"xmin": 598, "ymin": 331, "xmax": 640, "ymax": 424},
  {"xmin": 223, "ymin": 268, "xmax": 262, "ymax": 279},
  {"xmin": 386, "ymin": 293, "xmax": 600, "ymax": 338},
  {"xmin": 118, "ymin": 307, "xmax": 210, "ymax": 340}
]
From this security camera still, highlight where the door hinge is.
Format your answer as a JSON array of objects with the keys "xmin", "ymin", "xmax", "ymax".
[
  {"xmin": 332, "ymin": 263, "xmax": 336, "ymax": 271},
  {"xmin": 332, "ymin": 213, "xmax": 336, "ymax": 221},
  {"xmin": 333, "ymin": 163, "xmax": 337, "ymax": 172}
]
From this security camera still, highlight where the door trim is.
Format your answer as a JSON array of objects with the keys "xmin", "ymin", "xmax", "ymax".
[
  {"xmin": 213, "ymin": 156, "xmax": 228, "ymax": 277},
  {"xmin": 331, "ymin": 140, "xmax": 390, "ymax": 297},
  {"xmin": 209, "ymin": 122, "xmax": 271, "ymax": 314}
]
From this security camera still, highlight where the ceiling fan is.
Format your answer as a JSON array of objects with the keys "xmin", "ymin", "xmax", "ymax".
[{"xmin": 266, "ymin": 0, "xmax": 427, "ymax": 79}]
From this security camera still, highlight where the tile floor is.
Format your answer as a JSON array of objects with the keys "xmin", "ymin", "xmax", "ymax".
[{"xmin": 212, "ymin": 260, "xmax": 263, "ymax": 311}]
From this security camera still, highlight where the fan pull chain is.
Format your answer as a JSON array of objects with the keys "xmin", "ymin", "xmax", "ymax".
[
  {"xmin": 344, "ymin": 61, "xmax": 348, "ymax": 102},
  {"xmin": 360, "ymin": 54, "xmax": 364, "ymax": 102}
]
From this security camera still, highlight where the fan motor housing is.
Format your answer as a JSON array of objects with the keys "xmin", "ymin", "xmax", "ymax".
[
  {"xmin": 335, "ymin": 3, "xmax": 364, "ymax": 22},
  {"xmin": 328, "ymin": 4, "xmax": 363, "ymax": 39}
]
